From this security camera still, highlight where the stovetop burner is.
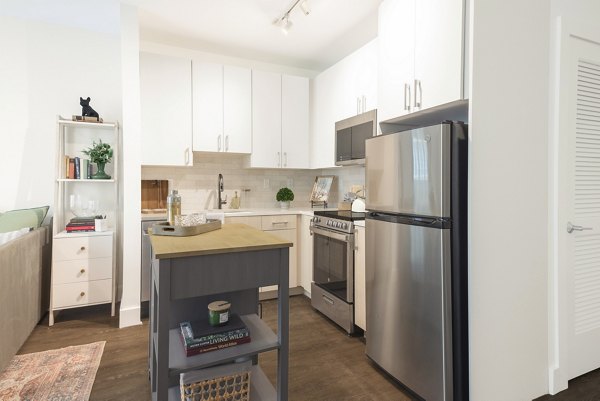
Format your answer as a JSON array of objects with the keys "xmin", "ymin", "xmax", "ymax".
[{"xmin": 313, "ymin": 210, "xmax": 366, "ymax": 221}]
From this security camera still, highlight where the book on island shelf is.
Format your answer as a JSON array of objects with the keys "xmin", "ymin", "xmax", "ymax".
[{"xmin": 179, "ymin": 314, "xmax": 251, "ymax": 357}]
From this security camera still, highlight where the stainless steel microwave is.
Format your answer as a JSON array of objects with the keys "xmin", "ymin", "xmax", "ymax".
[{"xmin": 335, "ymin": 109, "xmax": 377, "ymax": 166}]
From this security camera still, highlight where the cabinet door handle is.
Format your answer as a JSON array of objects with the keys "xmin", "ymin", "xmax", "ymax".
[
  {"xmin": 80, "ymin": 291, "xmax": 86, "ymax": 297},
  {"xmin": 184, "ymin": 147, "xmax": 190, "ymax": 165},
  {"xmin": 80, "ymin": 246, "xmax": 86, "ymax": 251},
  {"xmin": 362, "ymin": 95, "xmax": 366, "ymax": 113},
  {"xmin": 277, "ymin": 152, "xmax": 281, "ymax": 167},
  {"xmin": 283, "ymin": 152, "xmax": 287, "ymax": 167},
  {"xmin": 414, "ymin": 79, "xmax": 422, "ymax": 108},
  {"xmin": 407, "ymin": 84, "xmax": 412, "ymax": 111},
  {"xmin": 225, "ymin": 135, "xmax": 229, "ymax": 152},
  {"xmin": 80, "ymin": 268, "xmax": 86, "ymax": 274},
  {"xmin": 218, "ymin": 135, "xmax": 222, "ymax": 152},
  {"xmin": 404, "ymin": 83, "xmax": 410, "ymax": 111}
]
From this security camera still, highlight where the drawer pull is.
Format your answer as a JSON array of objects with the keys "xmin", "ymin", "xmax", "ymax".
[
  {"xmin": 80, "ymin": 268, "xmax": 86, "ymax": 274},
  {"xmin": 80, "ymin": 291, "xmax": 86, "ymax": 297},
  {"xmin": 272, "ymin": 221, "xmax": 289, "ymax": 225},
  {"xmin": 322, "ymin": 295, "xmax": 334, "ymax": 305},
  {"xmin": 80, "ymin": 246, "xmax": 86, "ymax": 251}
]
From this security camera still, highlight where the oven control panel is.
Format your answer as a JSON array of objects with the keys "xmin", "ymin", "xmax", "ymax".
[{"xmin": 313, "ymin": 216, "xmax": 354, "ymax": 234}]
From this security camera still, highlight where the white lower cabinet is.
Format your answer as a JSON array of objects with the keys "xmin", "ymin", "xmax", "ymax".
[
  {"xmin": 298, "ymin": 214, "xmax": 314, "ymax": 296},
  {"xmin": 225, "ymin": 215, "xmax": 297, "ymax": 293},
  {"xmin": 354, "ymin": 225, "xmax": 366, "ymax": 331}
]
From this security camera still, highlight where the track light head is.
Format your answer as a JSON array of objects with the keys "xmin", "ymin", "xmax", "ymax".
[
  {"xmin": 280, "ymin": 15, "xmax": 292, "ymax": 35},
  {"xmin": 300, "ymin": 0, "xmax": 310, "ymax": 15}
]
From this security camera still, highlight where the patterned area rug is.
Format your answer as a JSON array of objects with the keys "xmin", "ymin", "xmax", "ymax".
[{"xmin": 0, "ymin": 341, "xmax": 105, "ymax": 401}]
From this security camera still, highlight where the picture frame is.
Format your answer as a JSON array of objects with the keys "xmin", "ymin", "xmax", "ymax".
[{"xmin": 310, "ymin": 175, "xmax": 334, "ymax": 207}]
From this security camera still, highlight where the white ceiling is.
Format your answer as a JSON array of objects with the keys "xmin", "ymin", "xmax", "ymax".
[{"xmin": 138, "ymin": 0, "xmax": 382, "ymax": 72}]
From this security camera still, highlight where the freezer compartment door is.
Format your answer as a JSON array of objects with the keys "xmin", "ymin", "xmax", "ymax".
[
  {"xmin": 365, "ymin": 217, "xmax": 452, "ymax": 401},
  {"xmin": 365, "ymin": 124, "xmax": 451, "ymax": 217}
]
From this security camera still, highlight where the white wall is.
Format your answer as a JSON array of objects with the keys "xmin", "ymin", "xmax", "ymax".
[
  {"xmin": 468, "ymin": 0, "xmax": 551, "ymax": 399},
  {"xmin": 119, "ymin": 3, "xmax": 142, "ymax": 328},
  {"xmin": 0, "ymin": 6, "xmax": 122, "ymax": 213}
]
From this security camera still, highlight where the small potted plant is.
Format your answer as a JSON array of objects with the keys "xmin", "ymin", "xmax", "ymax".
[
  {"xmin": 82, "ymin": 140, "xmax": 113, "ymax": 179},
  {"xmin": 276, "ymin": 187, "xmax": 294, "ymax": 209}
]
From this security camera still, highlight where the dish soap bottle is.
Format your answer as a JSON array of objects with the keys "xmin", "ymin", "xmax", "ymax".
[
  {"xmin": 166, "ymin": 189, "xmax": 181, "ymax": 226},
  {"xmin": 229, "ymin": 191, "xmax": 241, "ymax": 209}
]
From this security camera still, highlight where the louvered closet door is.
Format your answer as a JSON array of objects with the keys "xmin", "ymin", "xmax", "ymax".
[{"xmin": 561, "ymin": 35, "xmax": 600, "ymax": 379}]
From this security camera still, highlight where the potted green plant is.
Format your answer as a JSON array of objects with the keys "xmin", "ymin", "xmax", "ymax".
[
  {"xmin": 276, "ymin": 187, "xmax": 294, "ymax": 209},
  {"xmin": 82, "ymin": 140, "xmax": 113, "ymax": 179}
]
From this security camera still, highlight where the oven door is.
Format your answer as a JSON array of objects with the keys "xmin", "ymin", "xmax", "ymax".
[{"xmin": 311, "ymin": 225, "xmax": 354, "ymax": 303}]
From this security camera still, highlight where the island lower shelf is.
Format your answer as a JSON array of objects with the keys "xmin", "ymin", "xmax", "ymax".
[
  {"xmin": 159, "ymin": 365, "xmax": 276, "ymax": 401},
  {"xmin": 163, "ymin": 314, "xmax": 278, "ymax": 375}
]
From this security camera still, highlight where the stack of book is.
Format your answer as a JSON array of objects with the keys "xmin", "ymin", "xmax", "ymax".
[
  {"xmin": 64, "ymin": 156, "xmax": 93, "ymax": 179},
  {"xmin": 179, "ymin": 314, "xmax": 250, "ymax": 357},
  {"xmin": 66, "ymin": 217, "xmax": 96, "ymax": 233}
]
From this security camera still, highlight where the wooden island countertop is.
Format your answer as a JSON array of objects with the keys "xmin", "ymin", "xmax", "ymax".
[{"xmin": 149, "ymin": 223, "xmax": 293, "ymax": 259}]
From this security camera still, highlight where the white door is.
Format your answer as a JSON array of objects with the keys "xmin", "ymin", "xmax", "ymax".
[
  {"xmin": 192, "ymin": 61, "xmax": 223, "ymax": 152},
  {"xmin": 223, "ymin": 65, "xmax": 252, "ymax": 153},
  {"xmin": 251, "ymin": 70, "xmax": 282, "ymax": 168},
  {"xmin": 558, "ymin": 35, "xmax": 600, "ymax": 380},
  {"xmin": 281, "ymin": 74, "xmax": 309, "ymax": 169}
]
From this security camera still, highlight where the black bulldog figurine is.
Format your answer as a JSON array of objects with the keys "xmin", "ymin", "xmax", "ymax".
[{"xmin": 80, "ymin": 97, "xmax": 99, "ymax": 119}]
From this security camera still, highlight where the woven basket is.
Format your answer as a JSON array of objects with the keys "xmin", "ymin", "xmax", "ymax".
[{"xmin": 180, "ymin": 363, "xmax": 251, "ymax": 401}]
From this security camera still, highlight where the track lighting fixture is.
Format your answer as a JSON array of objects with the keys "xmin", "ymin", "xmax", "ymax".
[{"xmin": 274, "ymin": 0, "xmax": 310, "ymax": 35}]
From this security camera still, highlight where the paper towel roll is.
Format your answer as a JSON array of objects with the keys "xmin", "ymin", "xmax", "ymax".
[{"xmin": 352, "ymin": 198, "xmax": 366, "ymax": 212}]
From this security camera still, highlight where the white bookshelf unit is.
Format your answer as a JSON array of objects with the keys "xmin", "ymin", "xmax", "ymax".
[{"xmin": 49, "ymin": 116, "xmax": 120, "ymax": 326}]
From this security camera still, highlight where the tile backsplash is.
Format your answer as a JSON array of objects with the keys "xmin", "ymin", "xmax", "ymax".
[{"xmin": 141, "ymin": 153, "xmax": 365, "ymax": 212}]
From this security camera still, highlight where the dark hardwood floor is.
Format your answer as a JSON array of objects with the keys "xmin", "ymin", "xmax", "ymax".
[
  {"xmin": 20, "ymin": 296, "xmax": 599, "ymax": 401},
  {"xmin": 20, "ymin": 296, "xmax": 413, "ymax": 401},
  {"xmin": 534, "ymin": 369, "xmax": 600, "ymax": 401}
]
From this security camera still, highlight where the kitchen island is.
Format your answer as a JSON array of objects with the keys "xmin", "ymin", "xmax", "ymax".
[{"xmin": 149, "ymin": 223, "xmax": 292, "ymax": 401}]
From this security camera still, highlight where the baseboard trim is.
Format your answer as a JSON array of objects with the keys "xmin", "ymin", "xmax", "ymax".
[{"xmin": 119, "ymin": 304, "xmax": 142, "ymax": 328}]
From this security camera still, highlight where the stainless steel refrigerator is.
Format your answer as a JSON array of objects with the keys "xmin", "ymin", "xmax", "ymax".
[{"xmin": 365, "ymin": 122, "xmax": 468, "ymax": 401}]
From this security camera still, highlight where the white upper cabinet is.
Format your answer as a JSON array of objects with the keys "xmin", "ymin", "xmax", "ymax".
[
  {"xmin": 378, "ymin": 0, "xmax": 415, "ymax": 122},
  {"xmin": 140, "ymin": 52, "xmax": 193, "ymax": 166},
  {"xmin": 251, "ymin": 70, "xmax": 282, "ymax": 168},
  {"xmin": 223, "ymin": 66, "xmax": 252, "ymax": 153},
  {"xmin": 192, "ymin": 62, "xmax": 251, "ymax": 153},
  {"xmin": 311, "ymin": 39, "xmax": 378, "ymax": 169},
  {"xmin": 378, "ymin": 0, "xmax": 464, "ymax": 122},
  {"xmin": 251, "ymin": 71, "xmax": 309, "ymax": 169},
  {"xmin": 413, "ymin": 0, "xmax": 464, "ymax": 110},
  {"xmin": 281, "ymin": 75, "xmax": 309, "ymax": 169},
  {"xmin": 192, "ymin": 62, "xmax": 223, "ymax": 152}
]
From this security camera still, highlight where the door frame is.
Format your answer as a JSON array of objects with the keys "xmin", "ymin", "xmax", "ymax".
[{"xmin": 548, "ymin": 16, "xmax": 600, "ymax": 395}]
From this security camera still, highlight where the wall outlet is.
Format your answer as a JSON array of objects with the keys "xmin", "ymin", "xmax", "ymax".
[{"xmin": 287, "ymin": 178, "xmax": 294, "ymax": 188}]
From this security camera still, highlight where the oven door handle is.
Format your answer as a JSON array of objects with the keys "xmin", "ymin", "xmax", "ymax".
[{"xmin": 310, "ymin": 225, "xmax": 354, "ymax": 243}]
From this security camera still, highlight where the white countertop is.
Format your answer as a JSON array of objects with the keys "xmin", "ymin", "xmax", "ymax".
[
  {"xmin": 354, "ymin": 220, "xmax": 366, "ymax": 228},
  {"xmin": 141, "ymin": 207, "xmax": 336, "ymax": 221}
]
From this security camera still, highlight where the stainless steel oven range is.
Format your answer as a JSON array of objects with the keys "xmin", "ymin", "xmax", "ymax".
[{"xmin": 310, "ymin": 210, "xmax": 365, "ymax": 334}]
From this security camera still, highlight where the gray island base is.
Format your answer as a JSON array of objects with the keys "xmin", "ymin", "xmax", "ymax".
[{"xmin": 149, "ymin": 224, "xmax": 292, "ymax": 400}]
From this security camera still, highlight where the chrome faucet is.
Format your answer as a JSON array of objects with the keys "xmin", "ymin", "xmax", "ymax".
[{"xmin": 217, "ymin": 174, "xmax": 227, "ymax": 209}]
